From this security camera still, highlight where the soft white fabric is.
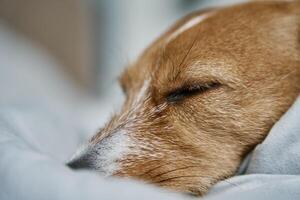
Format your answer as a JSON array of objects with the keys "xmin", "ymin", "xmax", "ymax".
[
  {"xmin": 0, "ymin": 107, "xmax": 190, "ymax": 200},
  {"xmin": 0, "ymin": 19, "xmax": 300, "ymax": 200},
  {"xmin": 0, "ymin": 21, "xmax": 190, "ymax": 200}
]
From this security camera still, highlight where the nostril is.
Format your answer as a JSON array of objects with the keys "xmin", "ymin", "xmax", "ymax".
[
  {"xmin": 67, "ymin": 159, "xmax": 83, "ymax": 170},
  {"xmin": 66, "ymin": 156, "xmax": 93, "ymax": 170}
]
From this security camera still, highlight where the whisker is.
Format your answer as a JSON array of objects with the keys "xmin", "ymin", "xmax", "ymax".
[
  {"xmin": 150, "ymin": 166, "xmax": 201, "ymax": 179},
  {"xmin": 174, "ymin": 28, "xmax": 200, "ymax": 80},
  {"xmin": 137, "ymin": 162, "xmax": 173, "ymax": 177},
  {"xmin": 153, "ymin": 175, "xmax": 213, "ymax": 184}
]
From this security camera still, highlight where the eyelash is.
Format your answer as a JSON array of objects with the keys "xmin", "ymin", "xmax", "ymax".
[{"xmin": 166, "ymin": 82, "xmax": 221, "ymax": 103}]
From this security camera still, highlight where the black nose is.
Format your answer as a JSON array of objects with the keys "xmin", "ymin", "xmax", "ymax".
[{"xmin": 66, "ymin": 155, "xmax": 94, "ymax": 170}]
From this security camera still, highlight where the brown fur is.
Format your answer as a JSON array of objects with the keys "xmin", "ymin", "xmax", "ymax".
[{"xmin": 73, "ymin": 1, "xmax": 300, "ymax": 196}]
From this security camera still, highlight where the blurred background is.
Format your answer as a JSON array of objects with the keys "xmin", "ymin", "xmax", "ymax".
[{"xmin": 0, "ymin": 0, "xmax": 246, "ymax": 136}]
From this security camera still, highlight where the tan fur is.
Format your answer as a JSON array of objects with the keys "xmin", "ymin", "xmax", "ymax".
[{"xmin": 72, "ymin": 1, "xmax": 300, "ymax": 196}]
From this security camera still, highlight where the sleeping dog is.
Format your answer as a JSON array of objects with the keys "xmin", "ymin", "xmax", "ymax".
[{"xmin": 68, "ymin": 0, "xmax": 300, "ymax": 196}]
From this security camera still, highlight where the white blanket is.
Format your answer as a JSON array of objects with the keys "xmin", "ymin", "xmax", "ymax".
[{"xmin": 0, "ymin": 21, "xmax": 299, "ymax": 200}]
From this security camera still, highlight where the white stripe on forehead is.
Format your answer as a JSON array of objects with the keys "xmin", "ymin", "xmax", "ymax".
[{"xmin": 166, "ymin": 12, "xmax": 215, "ymax": 43}]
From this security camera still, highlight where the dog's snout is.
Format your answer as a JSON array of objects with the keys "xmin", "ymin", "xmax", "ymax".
[{"xmin": 67, "ymin": 154, "xmax": 93, "ymax": 170}]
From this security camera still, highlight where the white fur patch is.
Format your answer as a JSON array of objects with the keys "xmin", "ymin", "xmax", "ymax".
[
  {"xmin": 166, "ymin": 12, "xmax": 214, "ymax": 43},
  {"xmin": 68, "ymin": 143, "xmax": 89, "ymax": 163},
  {"xmin": 93, "ymin": 130, "xmax": 131, "ymax": 175},
  {"xmin": 68, "ymin": 130, "xmax": 132, "ymax": 176},
  {"xmin": 93, "ymin": 80, "xmax": 153, "ymax": 174},
  {"xmin": 134, "ymin": 79, "xmax": 150, "ymax": 106},
  {"xmin": 121, "ymin": 79, "xmax": 151, "ymax": 123}
]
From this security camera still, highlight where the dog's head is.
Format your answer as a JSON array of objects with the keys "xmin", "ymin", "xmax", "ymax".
[{"xmin": 68, "ymin": 1, "xmax": 300, "ymax": 195}]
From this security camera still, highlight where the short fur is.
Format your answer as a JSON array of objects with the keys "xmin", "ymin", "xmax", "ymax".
[{"xmin": 68, "ymin": 1, "xmax": 300, "ymax": 196}]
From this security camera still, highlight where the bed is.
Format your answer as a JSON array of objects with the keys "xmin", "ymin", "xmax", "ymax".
[{"xmin": 0, "ymin": 21, "xmax": 300, "ymax": 200}]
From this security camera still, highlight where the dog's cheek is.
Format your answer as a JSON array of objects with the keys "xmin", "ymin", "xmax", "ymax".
[{"xmin": 113, "ymin": 138, "xmax": 164, "ymax": 177}]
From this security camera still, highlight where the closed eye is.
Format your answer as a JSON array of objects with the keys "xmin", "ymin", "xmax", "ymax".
[{"xmin": 166, "ymin": 82, "xmax": 221, "ymax": 103}]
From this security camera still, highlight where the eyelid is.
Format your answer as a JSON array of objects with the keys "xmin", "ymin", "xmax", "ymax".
[{"xmin": 166, "ymin": 82, "xmax": 222, "ymax": 103}]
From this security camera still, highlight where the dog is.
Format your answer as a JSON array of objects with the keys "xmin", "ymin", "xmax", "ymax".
[{"xmin": 68, "ymin": 0, "xmax": 300, "ymax": 196}]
